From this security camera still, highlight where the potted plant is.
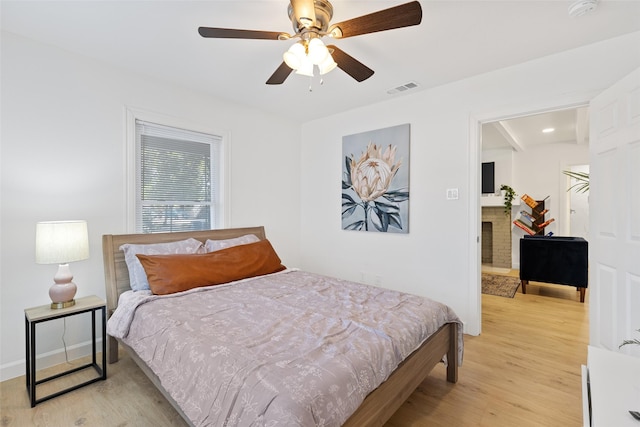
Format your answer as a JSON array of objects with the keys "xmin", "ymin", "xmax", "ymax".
[
  {"xmin": 563, "ymin": 170, "xmax": 590, "ymax": 193},
  {"xmin": 620, "ymin": 329, "xmax": 640, "ymax": 348},
  {"xmin": 500, "ymin": 184, "xmax": 516, "ymax": 216}
]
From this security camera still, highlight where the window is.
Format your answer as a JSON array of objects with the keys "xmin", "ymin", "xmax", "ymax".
[{"xmin": 133, "ymin": 119, "xmax": 222, "ymax": 233}]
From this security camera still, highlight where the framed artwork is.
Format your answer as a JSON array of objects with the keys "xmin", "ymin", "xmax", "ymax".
[{"xmin": 341, "ymin": 123, "xmax": 410, "ymax": 233}]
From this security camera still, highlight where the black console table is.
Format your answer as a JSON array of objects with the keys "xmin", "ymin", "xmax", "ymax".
[{"xmin": 519, "ymin": 235, "xmax": 588, "ymax": 302}]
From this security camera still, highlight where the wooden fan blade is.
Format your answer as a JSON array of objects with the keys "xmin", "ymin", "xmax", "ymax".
[
  {"xmin": 328, "ymin": 1, "xmax": 422, "ymax": 39},
  {"xmin": 266, "ymin": 62, "xmax": 294, "ymax": 85},
  {"xmin": 327, "ymin": 45, "xmax": 374, "ymax": 82},
  {"xmin": 289, "ymin": 0, "xmax": 316, "ymax": 30},
  {"xmin": 198, "ymin": 27, "xmax": 285, "ymax": 40}
]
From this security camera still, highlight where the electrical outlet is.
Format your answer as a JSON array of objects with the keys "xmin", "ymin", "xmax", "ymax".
[{"xmin": 446, "ymin": 188, "xmax": 459, "ymax": 200}]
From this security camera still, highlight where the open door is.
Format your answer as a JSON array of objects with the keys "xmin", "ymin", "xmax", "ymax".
[{"xmin": 589, "ymin": 67, "xmax": 640, "ymax": 354}]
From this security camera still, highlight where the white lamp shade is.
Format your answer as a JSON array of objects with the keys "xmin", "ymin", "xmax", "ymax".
[
  {"xmin": 307, "ymin": 38, "xmax": 329, "ymax": 65},
  {"xmin": 283, "ymin": 42, "xmax": 305, "ymax": 70},
  {"xmin": 295, "ymin": 55, "xmax": 314, "ymax": 77},
  {"xmin": 319, "ymin": 54, "xmax": 338, "ymax": 75},
  {"xmin": 36, "ymin": 220, "xmax": 90, "ymax": 264}
]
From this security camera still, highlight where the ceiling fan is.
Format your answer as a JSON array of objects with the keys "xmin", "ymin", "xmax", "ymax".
[{"xmin": 198, "ymin": 0, "xmax": 422, "ymax": 85}]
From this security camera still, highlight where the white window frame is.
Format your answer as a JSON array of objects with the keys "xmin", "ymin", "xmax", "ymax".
[{"xmin": 125, "ymin": 107, "xmax": 230, "ymax": 233}]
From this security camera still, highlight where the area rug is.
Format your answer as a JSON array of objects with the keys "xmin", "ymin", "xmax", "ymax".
[{"xmin": 482, "ymin": 273, "xmax": 520, "ymax": 298}]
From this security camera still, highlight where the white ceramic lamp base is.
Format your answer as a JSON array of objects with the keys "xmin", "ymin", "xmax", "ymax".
[{"xmin": 49, "ymin": 263, "xmax": 77, "ymax": 309}]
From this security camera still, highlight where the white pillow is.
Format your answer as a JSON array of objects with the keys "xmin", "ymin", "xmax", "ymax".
[
  {"xmin": 204, "ymin": 234, "xmax": 260, "ymax": 253},
  {"xmin": 120, "ymin": 238, "xmax": 203, "ymax": 291}
]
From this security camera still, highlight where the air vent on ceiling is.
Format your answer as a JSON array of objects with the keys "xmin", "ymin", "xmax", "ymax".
[{"xmin": 387, "ymin": 81, "xmax": 420, "ymax": 95}]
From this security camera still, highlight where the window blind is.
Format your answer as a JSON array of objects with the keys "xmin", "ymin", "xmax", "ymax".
[{"xmin": 135, "ymin": 120, "xmax": 221, "ymax": 233}]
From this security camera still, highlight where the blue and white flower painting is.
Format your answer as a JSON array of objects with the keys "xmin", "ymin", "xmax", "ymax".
[{"xmin": 342, "ymin": 124, "xmax": 410, "ymax": 233}]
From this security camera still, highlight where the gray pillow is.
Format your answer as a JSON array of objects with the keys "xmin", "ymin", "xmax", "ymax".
[
  {"xmin": 120, "ymin": 238, "xmax": 203, "ymax": 291},
  {"xmin": 204, "ymin": 234, "xmax": 260, "ymax": 252}
]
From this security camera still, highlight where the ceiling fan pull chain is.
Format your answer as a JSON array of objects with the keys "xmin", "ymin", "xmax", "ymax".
[{"xmin": 309, "ymin": 76, "xmax": 313, "ymax": 92}]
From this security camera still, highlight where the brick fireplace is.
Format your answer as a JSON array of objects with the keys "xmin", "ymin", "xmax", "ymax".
[{"xmin": 481, "ymin": 206, "xmax": 512, "ymax": 268}]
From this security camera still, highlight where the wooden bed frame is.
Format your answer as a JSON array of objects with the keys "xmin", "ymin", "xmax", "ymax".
[{"xmin": 102, "ymin": 226, "xmax": 459, "ymax": 426}]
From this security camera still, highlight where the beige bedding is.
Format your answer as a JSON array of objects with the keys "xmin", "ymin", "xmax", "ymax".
[{"xmin": 107, "ymin": 269, "xmax": 462, "ymax": 426}]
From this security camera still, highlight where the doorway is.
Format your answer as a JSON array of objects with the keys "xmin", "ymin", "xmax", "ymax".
[
  {"xmin": 468, "ymin": 99, "xmax": 592, "ymax": 335},
  {"xmin": 480, "ymin": 106, "xmax": 590, "ymax": 271},
  {"xmin": 568, "ymin": 164, "xmax": 590, "ymax": 240}
]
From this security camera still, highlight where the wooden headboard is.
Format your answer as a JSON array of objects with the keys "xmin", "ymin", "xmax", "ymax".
[{"xmin": 102, "ymin": 226, "xmax": 266, "ymax": 362}]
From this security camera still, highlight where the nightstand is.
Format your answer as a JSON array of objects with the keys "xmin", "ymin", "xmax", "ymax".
[
  {"xmin": 24, "ymin": 295, "xmax": 107, "ymax": 407},
  {"xmin": 582, "ymin": 345, "xmax": 640, "ymax": 426}
]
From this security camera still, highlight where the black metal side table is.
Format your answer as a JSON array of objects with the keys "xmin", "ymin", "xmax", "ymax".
[{"xmin": 24, "ymin": 295, "xmax": 107, "ymax": 407}]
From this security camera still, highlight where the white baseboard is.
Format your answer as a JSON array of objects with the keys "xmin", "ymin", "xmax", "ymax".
[{"xmin": 0, "ymin": 338, "xmax": 102, "ymax": 382}]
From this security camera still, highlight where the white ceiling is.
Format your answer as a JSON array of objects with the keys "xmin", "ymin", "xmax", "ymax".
[
  {"xmin": 482, "ymin": 105, "xmax": 590, "ymax": 151},
  {"xmin": 2, "ymin": 1, "xmax": 640, "ymax": 126}
]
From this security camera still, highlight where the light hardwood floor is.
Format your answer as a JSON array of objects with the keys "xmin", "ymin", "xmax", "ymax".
[{"xmin": 1, "ymin": 275, "xmax": 588, "ymax": 426}]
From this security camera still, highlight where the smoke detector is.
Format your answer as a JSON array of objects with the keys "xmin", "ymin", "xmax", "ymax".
[{"xmin": 568, "ymin": 0, "xmax": 598, "ymax": 17}]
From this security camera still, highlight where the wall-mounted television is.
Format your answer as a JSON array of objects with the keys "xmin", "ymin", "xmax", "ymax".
[{"xmin": 482, "ymin": 162, "xmax": 495, "ymax": 194}]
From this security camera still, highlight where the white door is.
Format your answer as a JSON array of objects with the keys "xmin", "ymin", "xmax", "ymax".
[
  {"xmin": 569, "ymin": 164, "xmax": 589, "ymax": 240},
  {"xmin": 589, "ymin": 67, "xmax": 640, "ymax": 355}
]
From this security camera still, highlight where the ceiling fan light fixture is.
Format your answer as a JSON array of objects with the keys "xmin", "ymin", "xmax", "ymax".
[
  {"xmin": 295, "ymin": 56, "xmax": 314, "ymax": 77},
  {"xmin": 283, "ymin": 42, "xmax": 306, "ymax": 70},
  {"xmin": 307, "ymin": 38, "xmax": 329, "ymax": 64},
  {"xmin": 318, "ymin": 54, "xmax": 337, "ymax": 75}
]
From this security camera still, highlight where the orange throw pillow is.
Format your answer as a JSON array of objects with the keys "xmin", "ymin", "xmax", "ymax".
[{"xmin": 136, "ymin": 239, "xmax": 286, "ymax": 295}]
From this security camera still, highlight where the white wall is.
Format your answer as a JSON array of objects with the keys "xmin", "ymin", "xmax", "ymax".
[
  {"xmin": 0, "ymin": 33, "xmax": 301, "ymax": 380},
  {"xmin": 299, "ymin": 32, "xmax": 640, "ymax": 335}
]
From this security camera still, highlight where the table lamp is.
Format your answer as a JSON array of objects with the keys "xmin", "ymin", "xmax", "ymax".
[{"xmin": 35, "ymin": 220, "xmax": 90, "ymax": 309}]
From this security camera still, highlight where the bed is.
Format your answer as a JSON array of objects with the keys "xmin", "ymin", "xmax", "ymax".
[{"xmin": 103, "ymin": 226, "xmax": 462, "ymax": 426}]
